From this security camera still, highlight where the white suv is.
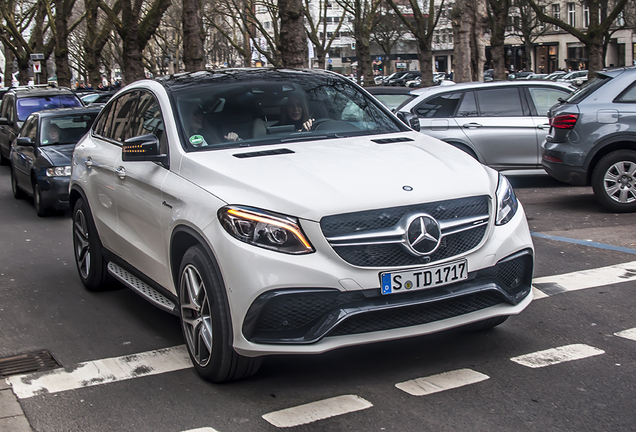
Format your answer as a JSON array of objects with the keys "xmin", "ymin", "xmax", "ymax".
[{"xmin": 70, "ymin": 69, "xmax": 534, "ymax": 382}]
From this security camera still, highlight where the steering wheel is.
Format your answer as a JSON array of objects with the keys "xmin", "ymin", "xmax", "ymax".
[{"xmin": 311, "ymin": 118, "xmax": 334, "ymax": 131}]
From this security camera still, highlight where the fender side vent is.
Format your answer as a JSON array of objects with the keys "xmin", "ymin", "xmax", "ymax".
[
  {"xmin": 233, "ymin": 148, "xmax": 294, "ymax": 158},
  {"xmin": 0, "ymin": 350, "xmax": 61, "ymax": 377},
  {"xmin": 371, "ymin": 137, "xmax": 414, "ymax": 144}
]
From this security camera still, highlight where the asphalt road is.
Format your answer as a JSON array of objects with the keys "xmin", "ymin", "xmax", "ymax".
[{"xmin": 1, "ymin": 167, "xmax": 635, "ymax": 432}]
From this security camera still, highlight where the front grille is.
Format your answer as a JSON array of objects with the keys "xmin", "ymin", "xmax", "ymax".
[
  {"xmin": 334, "ymin": 225, "xmax": 487, "ymax": 267},
  {"xmin": 321, "ymin": 196, "xmax": 490, "ymax": 267},
  {"xmin": 328, "ymin": 291, "xmax": 502, "ymax": 337}
]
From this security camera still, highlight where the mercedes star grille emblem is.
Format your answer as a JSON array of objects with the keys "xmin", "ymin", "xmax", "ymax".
[{"xmin": 405, "ymin": 214, "xmax": 441, "ymax": 256}]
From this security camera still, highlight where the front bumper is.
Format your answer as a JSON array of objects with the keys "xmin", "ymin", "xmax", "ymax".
[
  {"xmin": 243, "ymin": 249, "xmax": 532, "ymax": 344},
  {"xmin": 37, "ymin": 176, "xmax": 71, "ymax": 210}
]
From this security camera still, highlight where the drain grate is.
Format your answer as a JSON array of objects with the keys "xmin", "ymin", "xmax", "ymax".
[{"xmin": 0, "ymin": 350, "xmax": 61, "ymax": 377}]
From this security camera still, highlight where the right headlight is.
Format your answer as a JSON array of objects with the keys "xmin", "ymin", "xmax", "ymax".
[
  {"xmin": 495, "ymin": 174, "xmax": 519, "ymax": 226},
  {"xmin": 218, "ymin": 205, "xmax": 314, "ymax": 255}
]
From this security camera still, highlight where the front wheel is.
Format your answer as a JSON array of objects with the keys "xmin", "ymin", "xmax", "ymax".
[
  {"xmin": 11, "ymin": 168, "xmax": 25, "ymax": 199},
  {"xmin": 463, "ymin": 315, "xmax": 509, "ymax": 332},
  {"xmin": 33, "ymin": 181, "xmax": 50, "ymax": 217},
  {"xmin": 179, "ymin": 245, "xmax": 261, "ymax": 382},
  {"xmin": 73, "ymin": 198, "xmax": 108, "ymax": 290},
  {"xmin": 591, "ymin": 150, "xmax": 636, "ymax": 213}
]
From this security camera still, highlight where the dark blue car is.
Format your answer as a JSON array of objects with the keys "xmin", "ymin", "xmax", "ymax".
[{"xmin": 10, "ymin": 106, "xmax": 101, "ymax": 216}]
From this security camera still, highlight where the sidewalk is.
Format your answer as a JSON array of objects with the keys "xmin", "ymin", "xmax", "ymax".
[{"xmin": 0, "ymin": 379, "xmax": 31, "ymax": 432}]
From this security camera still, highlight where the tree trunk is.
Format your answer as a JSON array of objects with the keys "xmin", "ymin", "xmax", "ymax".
[
  {"xmin": 451, "ymin": 0, "xmax": 473, "ymax": 83},
  {"xmin": 182, "ymin": 0, "xmax": 205, "ymax": 72},
  {"xmin": 54, "ymin": 0, "xmax": 72, "ymax": 87},
  {"xmin": 314, "ymin": 46, "xmax": 325, "ymax": 70},
  {"xmin": 3, "ymin": 44, "xmax": 12, "ymax": 86},
  {"xmin": 417, "ymin": 42, "xmax": 434, "ymax": 86},
  {"xmin": 489, "ymin": 0, "xmax": 509, "ymax": 80},
  {"xmin": 471, "ymin": 0, "xmax": 487, "ymax": 82},
  {"xmin": 279, "ymin": 0, "xmax": 307, "ymax": 68},
  {"xmin": 356, "ymin": 36, "xmax": 374, "ymax": 87},
  {"xmin": 587, "ymin": 40, "xmax": 605, "ymax": 75}
]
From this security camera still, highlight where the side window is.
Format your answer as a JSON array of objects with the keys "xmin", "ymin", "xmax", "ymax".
[
  {"xmin": 0, "ymin": 96, "xmax": 8, "ymax": 118},
  {"xmin": 616, "ymin": 81, "xmax": 636, "ymax": 103},
  {"xmin": 20, "ymin": 116, "xmax": 37, "ymax": 140},
  {"xmin": 475, "ymin": 88, "xmax": 523, "ymax": 117},
  {"xmin": 93, "ymin": 103, "xmax": 112, "ymax": 137},
  {"xmin": 528, "ymin": 87, "xmax": 569, "ymax": 116},
  {"xmin": 456, "ymin": 91, "xmax": 478, "ymax": 117},
  {"xmin": 101, "ymin": 100, "xmax": 119, "ymax": 139},
  {"xmin": 413, "ymin": 92, "xmax": 461, "ymax": 118},
  {"xmin": 131, "ymin": 91, "xmax": 167, "ymax": 152},
  {"xmin": 109, "ymin": 91, "xmax": 138, "ymax": 143}
]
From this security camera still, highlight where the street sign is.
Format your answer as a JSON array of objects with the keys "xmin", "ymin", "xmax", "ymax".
[
  {"xmin": 30, "ymin": 53, "xmax": 45, "ymax": 61},
  {"xmin": 33, "ymin": 61, "xmax": 41, "ymax": 74},
  {"xmin": 328, "ymin": 59, "xmax": 332, "ymax": 64}
]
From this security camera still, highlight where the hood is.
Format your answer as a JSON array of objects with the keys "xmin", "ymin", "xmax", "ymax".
[
  {"xmin": 39, "ymin": 144, "xmax": 74, "ymax": 166},
  {"xmin": 178, "ymin": 132, "xmax": 497, "ymax": 221}
]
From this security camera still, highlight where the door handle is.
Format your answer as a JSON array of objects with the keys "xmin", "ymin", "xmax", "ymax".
[
  {"xmin": 462, "ymin": 122, "xmax": 482, "ymax": 128},
  {"xmin": 84, "ymin": 157, "xmax": 93, "ymax": 168},
  {"xmin": 537, "ymin": 123, "xmax": 550, "ymax": 130},
  {"xmin": 116, "ymin": 166, "xmax": 126, "ymax": 180}
]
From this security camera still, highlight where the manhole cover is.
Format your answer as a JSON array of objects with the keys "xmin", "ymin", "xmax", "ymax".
[{"xmin": 0, "ymin": 350, "xmax": 61, "ymax": 377}]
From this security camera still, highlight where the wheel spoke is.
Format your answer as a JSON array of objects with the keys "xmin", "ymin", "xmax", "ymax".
[
  {"xmin": 604, "ymin": 171, "xmax": 618, "ymax": 184},
  {"xmin": 605, "ymin": 184, "xmax": 620, "ymax": 197}
]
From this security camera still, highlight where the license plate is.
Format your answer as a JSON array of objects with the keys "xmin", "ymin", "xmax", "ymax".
[{"xmin": 380, "ymin": 260, "xmax": 468, "ymax": 295}]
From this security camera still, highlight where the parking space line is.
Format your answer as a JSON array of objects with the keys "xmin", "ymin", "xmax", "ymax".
[
  {"xmin": 180, "ymin": 428, "xmax": 219, "ymax": 432},
  {"xmin": 7, "ymin": 345, "xmax": 192, "ymax": 399},
  {"xmin": 532, "ymin": 260, "xmax": 636, "ymax": 297},
  {"xmin": 531, "ymin": 232, "xmax": 636, "ymax": 255},
  {"xmin": 614, "ymin": 328, "xmax": 636, "ymax": 342},
  {"xmin": 511, "ymin": 344, "xmax": 605, "ymax": 368},
  {"xmin": 262, "ymin": 395, "xmax": 372, "ymax": 428},
  {"xmin": 395, "ymin": 368, "xmax": 489, "ymax": 396}
]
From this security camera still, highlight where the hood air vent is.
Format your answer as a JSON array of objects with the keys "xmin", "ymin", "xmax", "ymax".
[
  {"xmin": 233, "ymin": 148, "xmax": 294, "ymax": 158},
  {"xmin": 371, "ymin": 137, "xmax": 414, "ymax": 144}
]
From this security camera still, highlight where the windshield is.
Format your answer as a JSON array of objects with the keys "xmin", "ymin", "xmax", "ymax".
[
  {"xmin": 17, "ymin": 95, "xmax": 82, "ymax": 121},
  {"xmin": 172, "ymin": 73, "xmax": 406, "ymax": 151},
  {"xmin": 562, "ymin": 75, "xmax": 611, "ymax": 104},
  {"xmin": 40, "ymin": 113, "xmax": 98, "ymax": 145}
]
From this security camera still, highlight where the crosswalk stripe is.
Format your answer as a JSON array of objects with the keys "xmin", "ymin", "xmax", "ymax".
[
  {"xmin": 395, "ymin": 368, "xmax": 489, "ymax": 396},
  {"xmin": 7, "ymin": 345, "xmax": 192, "ymax": 399},
  {"xmin": 262, "ymin": 395, "xmax": 373, "ymax": 428},
  {"xmin": 532, "ymin": 260, "xmax": 636, "ymax": 297},
  {"xmin": 614, "ymin": 327, "xmax": 636, "ymax": 341},
  {"xmin": 510, "ymin": 344, "xmax": 605, "ymax": 368}
]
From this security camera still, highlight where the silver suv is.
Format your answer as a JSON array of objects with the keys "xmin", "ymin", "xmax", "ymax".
[
  {"xmin": 396, "ymin": 81, "xmax": 573, "ymax": 172},
  {"xmin": 542, "ymin": 67, "xmax": 636, "ymax": 212}
]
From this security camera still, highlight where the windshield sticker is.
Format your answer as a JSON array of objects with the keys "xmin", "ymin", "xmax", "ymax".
[
  {"xmin": 189, "ymin": 135, "xmax": 205, "ymax": 145},
  {"xmin": 42, "ymin": 139, "xmax": 49, "ymax": 144}
]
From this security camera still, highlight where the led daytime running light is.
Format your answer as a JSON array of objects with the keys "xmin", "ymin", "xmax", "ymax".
[{"xmin": 227, "ymin": 208, "xmax": 312, "ymax": 249}]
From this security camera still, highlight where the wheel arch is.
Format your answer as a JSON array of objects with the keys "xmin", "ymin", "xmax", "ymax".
[
  {"xmin": 445, "ymin": 140, "xmax": 481, "ymax": 162},
  {"xmin": 69, "ymin": 184, "xmax": 89, "ymax": 213},
  {"xmin": 170, "ymin": 225, "xmax": 224, "ymax": 293},
  {"xmin": 585, "ymin": 135, "xmax": 636, "ymax": 184}
]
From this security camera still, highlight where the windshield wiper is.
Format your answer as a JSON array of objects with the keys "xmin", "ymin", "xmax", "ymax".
[{"xmin": 280, "ymin": 134, "xmax": 335, "ymax": 143}]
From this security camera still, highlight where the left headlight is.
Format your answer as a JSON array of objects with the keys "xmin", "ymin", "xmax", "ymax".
[
  {"xmin": 218, "ymin": 205, "xmax": 314, "ymax": 255},
  {"xmin": 46, "ymin": 166, "xmax": 72, "ymax": 177},
  {"xmin": 495, "ymin": 174, "xmax": 519, "ymax": 226}
]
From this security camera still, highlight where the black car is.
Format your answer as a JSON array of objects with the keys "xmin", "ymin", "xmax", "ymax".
[
  {"xmin": 0, "ymin": 86, "xmax": 83, "ymax": 165},
  {"xmin": 10, "ymin": 106, "xmax": 100, "ymax": 216},
  {"xmin": 387, "ymin": 71, "xmax": 421, "ymax": 86}
]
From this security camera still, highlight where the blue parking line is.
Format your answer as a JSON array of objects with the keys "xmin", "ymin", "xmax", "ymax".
[{"xmin": 531, "ymin": 232, "xmax": 636, "ymax": 255}]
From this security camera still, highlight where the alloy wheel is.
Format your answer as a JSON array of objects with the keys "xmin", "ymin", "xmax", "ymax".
[
  {"xmin": 603, "ymin": 160, "xmax": 636, "ymax": 204},
  {"xmin": 73, "ymin": 209, "xmax": 91, "ymax": 279},
  {"xmin": 180, "ymin": 264, "xmax": 213, "ymax": 367}
]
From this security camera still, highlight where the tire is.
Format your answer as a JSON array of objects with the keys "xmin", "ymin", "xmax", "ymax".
[
  {"xmin": 0, "ymin": 150, "xmax": 8, "ymax": 166},
  {"xmin": 11, "ymin": 167, "xmax": 26, "ymax": 199},
  {"xmin": 591, "ymin": 150, "xmax": 636, "ymax": 213},
  {"xmin": 33, "ymin": 181, "xmax": 50, "ymax": 217},
  {"xmin": 178, "ymin": 245, "xmax": 261, "ymax": 383},
  {"xmin": 463, "ymin": 315, "xmax": 509, "ymax": 332},
  {"xmin": 72, "ymin": 198, "xmax": 109, "ymax": 291}
]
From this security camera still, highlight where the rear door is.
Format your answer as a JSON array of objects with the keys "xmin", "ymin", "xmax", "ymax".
[
  {"xmin": 525, "ymin": 85, "xmax": 572, "ymax": 151},
  {"xmin": 460, "ymin": 86, "xmax": 538, "ymax": 169}
]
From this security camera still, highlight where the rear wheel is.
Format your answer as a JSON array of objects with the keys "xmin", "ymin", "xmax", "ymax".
[
  {"xmin": 11, "ymin": 168, "xmax": 25, "ymax": 199},
  {"xmin": 179, "ymin": 245, "xmax": 261, "ymax": 382},
  {"xmin": 592, "ymin": 150, "xmax": 636, "ymax": 213},
  {"xmin": 73, "ymin": 198, "xmax": 108, "ymax": 291}
]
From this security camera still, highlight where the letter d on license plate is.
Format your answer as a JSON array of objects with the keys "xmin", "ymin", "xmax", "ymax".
[{"xmin": 380, "ymin": 260, "xmax": 468, "ymax": 295}]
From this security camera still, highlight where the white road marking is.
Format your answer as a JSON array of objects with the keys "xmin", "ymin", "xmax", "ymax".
[
  {"xmin": 7, "ymin": 345, "xmax": 192, "ymax": 399},
  {"xmin": 395, "ymin": 368, "xmax": 489, "ymax": 396},
  {"xmin": 531, "ymin": 286, "xmax": 549, "ymax": 299},
  {"xmin": 262, "ymin": 395, "xmax": 373, "ymax": 428},
  {"xmin": 532, "ymin": 260, "xmax": 636, "ymax": 297},
  {"xmin": 510, "ymin": 344, "xmax": 605, "ymax": 368},
  {"xmin": 614, "ymin": 327, "xmax": 636, "ymax": 341},
  {"xmin": 181, "ymin": 428, "xmax": 219, "ymax": 432}
]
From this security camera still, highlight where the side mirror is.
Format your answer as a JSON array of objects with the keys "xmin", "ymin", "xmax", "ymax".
[
  {"xmin": 16, "ymin": 136, "xmax": 34, "ymax": 146},
  {"xmin": 396, "ymin": 112, "xmax": 421, "ymax": 132},
  {"xmin": 0, "ymin": 117, "xmax": 11, "ymax": 126},
  {"xmin": 122, "ymin": 134, "xmax": 168, "ymax": 166}
]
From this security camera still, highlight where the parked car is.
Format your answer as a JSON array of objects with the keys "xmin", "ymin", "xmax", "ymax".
[
  {"xmin": 366, "ymin": 86, "xmax": 417, "ymax": 111},
  {"xmin": 396, "ymin": 80, "xmax": 574, "ymax": 171},
  {"xmin": 380, "ymin": 71, "xmax": 406, "ymax": 85},
  {"xmin": 0, "ymin": 86, "xmax": 83, "ymax": 165},
  {"xmin": 525, "ymin": 73, "xmax": 549, "ymax": 80},
  {"xmin": 10, "ymin": 106, "xmax": 100, "ymax": 216},
  {"xmin": 387, "ymin": 71, "xmax": 421, "ymax": 86},
  {"xmin": 545, "ymin": 71, "xmax": 567, "ymax": 81},
  {"xmin": 557, "ymin": 70, "xmax": 588, "ymax": 85},
  {"xmin": 483, "ymin": 69, "xmax": 494, "ymax": 82},
  {"xmin": 69, "ymin": 68, "xmax": 534, "ymax": 382},
  {"xmin": 374, "ymin": 75, "xmax": 387, "ymax": 85},
  {"xmin": 542, "ymin": 66, "xmax": 636, "ymax": 212},
  {"xmin": 82, "ymin": 91, "xmax": 116, "ymax": 106},
  {"xmin": 508, "ymin": 71, "xmax": 534, "ymax": 80}
]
